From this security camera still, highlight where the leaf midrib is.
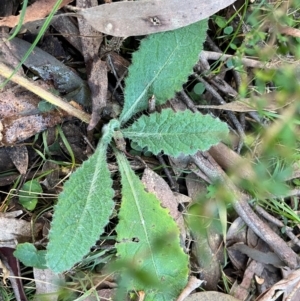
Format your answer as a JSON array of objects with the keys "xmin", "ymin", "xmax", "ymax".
[
  {"xmin": 52, "ymin": 142, "xmax": 109, "ymax": 271},
  {"xmin": 118, "ymin": 151, "xmax": 160, "ymax": 278},
  {"xmin": 120, "ymin": 33, "xmax": 183, "ymax": 125}
]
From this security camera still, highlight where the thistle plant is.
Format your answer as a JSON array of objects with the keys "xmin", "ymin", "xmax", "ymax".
[{"xmin": 15, "ymin": 19, "xmax": 229, "ymax": 300}]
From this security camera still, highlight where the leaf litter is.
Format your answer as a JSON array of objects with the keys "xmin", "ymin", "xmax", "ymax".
[
  {"xmin": 1, "ymin": 0, "xmax": 300, "ymax": 301},
  {"xmin": 0, "ymin": 0, "xmax": 73, "ymax": 28}
]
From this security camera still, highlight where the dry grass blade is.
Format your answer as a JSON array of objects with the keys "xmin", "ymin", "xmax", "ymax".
[{"xmin": 0, "ymin": 62, "xmax": 91, "ymax": 123}]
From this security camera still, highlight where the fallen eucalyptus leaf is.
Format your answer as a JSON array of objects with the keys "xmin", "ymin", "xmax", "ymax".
[
  {"xmin": 0, "ymin": 80, "xmax": 68, "ymax": 145},
  {"xmin": 79, "ymin": 0, "xmax": 237, "ymax": 37},
  {"xmin": 2, "ymin": 37, "xmax": 91, "ymax": 107},
  {"xmin": 184, "ymin": 291, "xmax": 241, "ymax": 301},
  {"xmin": 229, "ymin": 243, "xmax": 285, "ymax": 268}
]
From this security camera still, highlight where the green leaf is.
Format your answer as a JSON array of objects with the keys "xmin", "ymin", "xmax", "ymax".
[
  {"xmin": 19, "ymin": 179, "xmax": 43, "ymax": 211},
  {"xmin": 14, "ymin": 243, "xmax": 47, "ymax": 269},
  {"xmin": 193, "ymin": 82, "xmax": 205, "ymax": 95},
  {"xmin": 119, "ymin": 20, "xmax": 208, "ymax": 125},
  {"xmin": 46, "ymin": 142, "xmax": 114, "ymax": 273},
  {"xmin": 38, "ymin": 100, "xmax": 56, "ymax": 112},
  {"xmin": 115, "ymin": 150, "xmax": 188, "ymax": 300},
  {"xmin": 224, "ymin": 26, "xmax": 233, "ymax": 35},
  {"xmin": 122, "ymin": 109, "xmax": 229, "ymax": 157},
  {"xmin": 214, "ymin": 15, "xmax": 227, "ymax": 29}
]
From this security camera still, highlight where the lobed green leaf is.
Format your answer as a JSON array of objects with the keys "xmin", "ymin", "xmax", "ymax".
[
  {"xmin": 46, "ymin": 142, "xmax": 114, "ymax": 273},
  {"xmin": 122, "ymin": 109, "xmax": 229, "ymax": 157},
  {"xmin": 119, "ymin": 20, "xmax": 208, "ymax": 125},
  {"xmin": 14, "ymin": 243, "xmax": 47, "ymax": 269},
  {"xmin": 115, "ymin": 150, "xmax": 189, "ymax": 300}
]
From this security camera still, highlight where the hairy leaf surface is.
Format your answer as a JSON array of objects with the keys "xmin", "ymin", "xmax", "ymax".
[
  {"xmin": 122, "ymin": 109, "xmax": 229, "ymax": 156},
  {"xmin": 46, "ymin": 142, "xmax": 114, "ymax": 273},
  {"xmin": 115, "ymin": 150, "xmax": 188, "ymax": 300},
  {"xmin": 119, "ymin": 20, "xmax": 208, "ymax": 125}
]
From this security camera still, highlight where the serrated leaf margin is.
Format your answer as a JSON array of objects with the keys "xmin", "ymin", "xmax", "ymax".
[
  {"xmin": 121, "ymin": 109, "xmax": 229, "ymax": 156},
  {"xmin": 46, "ymin": 141, "xmax": 114, "ymax": 273},
  {"xmin": 119, "ymin": 20, "xmax": 208, "ymax": 125},
  {"xmin": 114, "ymin": 149, "xmax": 189, "ymax": 300}
]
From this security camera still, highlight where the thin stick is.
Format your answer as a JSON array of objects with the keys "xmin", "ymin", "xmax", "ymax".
[
  {"xmin": 191, "ymin": 151, "xmax": 300, "ymax": 269},
  {"xmin": 0, "ymin": 62, "xmax": 91, "ymax": 123}
]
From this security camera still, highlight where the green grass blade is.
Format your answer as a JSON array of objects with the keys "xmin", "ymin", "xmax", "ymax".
[
  {"xmin": 57, "ymin": 125, "xmax": 76, "ymax": 168},
  {"xmin": 8, "ymin": 0, "xmax": 29, "ymax": 41}
]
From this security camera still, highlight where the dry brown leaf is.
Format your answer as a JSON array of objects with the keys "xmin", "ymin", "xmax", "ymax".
[
  {"xmin": 226, "ymin": 217, "xmax": 248, "ymax": 271},
  {"xmin": 79, "ymin": 0, "xmax": 237, "ymax": 37},
  {"xmin": 230, "ymin": 243, "xmax": 285, "ymax": 268},
  {"xmin": 176, "ymin": 276, "xmax": 204, "ymax": 301},
  {"xmin": 0, "ymin": 84, "xmax": 40, "ymax": 118},
  {"xmin": 76, "ymin": 0, "xmax": 107, "ymax": 130},
  {"xmin": 77, "ymin": 0, "xmax": 102, "ymax": 58},
  {"xmin": 87, "ymin": 60, "xmax": 108, "ymax": 130},
  {"xmin": 0, "ymin": 215, "xmax": 41, "ymax": 247},
  {"xmin": 50, "ymin": 15, "xmax": 82, "ymax": 52},
  {"xmin": 0, "ymin": 212, "xmax": 42, "ymax": 301},
  {"xmin": 184, "ymin": 291, "xmax": 241, "ymax": 301},
  {"xmin": 0, "ymin": 0, "xmax": 72, "ymax": 28},
  {"xmin": 141, "ymin": 168, "xmax": 186, "ymax": 242},
  {"xmin": 258, "ymin": 269, "xmax": 300, "ymax": 301},
  {"xmin": 0, "ymin": 82, "xmax": 66, "ymax": 146},
  {"xmin": 5, "ymin": 146, "xmax": 28, "ymax": 175},
  {"xmin": 227, "ymin": 220, "xmax": 284, "ymax": 300},
  {"xmin": 33, "ymin": 268, "xmax": 63, "ymax": 301}
]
